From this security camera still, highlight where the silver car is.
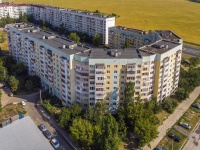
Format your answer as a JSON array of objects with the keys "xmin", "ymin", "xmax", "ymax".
[
  {"xmin": 38, "ymin": 124, "xmax": 47, "ymax": 132},
  {"xmin": 179, "ymin": 122, "xmax": 191, "ymax": 129}
]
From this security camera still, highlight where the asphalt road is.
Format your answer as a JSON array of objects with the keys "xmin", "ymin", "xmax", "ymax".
[
  {"xmin": 183, "ymin": 123, "xmax": 200, "ymax": 150},
  {"xmin": 0, "ymin": 83, "xmax": 76, "ymax": 150},
  {"xmin": 183, "ymin": 46, "xmax": 200, "ymax": 58}
]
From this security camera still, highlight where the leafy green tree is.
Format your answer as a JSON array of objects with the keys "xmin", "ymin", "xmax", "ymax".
[
  {"xmin": 0, "ymin": 56, "xmax": 15, "ymax": 74},
  {"xmin": 124, "ymin": 38, "xmax": 130, "ymax": 48},
  {"xmin": 117, "ymin": 110, "xmax": 127, "ymax": 140},
  {"xmin": 175, "ymin": 88, "xmax": 189, "ymax": 100},
  {"xmin": 0, "ymin": 65, "xmax": 7, "ymax": 82},
  {"xmin": 68, "ymin": 32, "xmax": 80, "ymax": 43},
  {"xmin": 0, "ymin": 91, "xmax": 2, "ymax": 112},
  {"xmin": 58, "ymin": 107, "xmax": 71, "ymax": 128},
  {"xmin": 7, "ymin": 76, "xmax": 19, "ymax": 92},
  {"xmin": 92, "ymin": 34, "xmax": 102, "ymax": 46},
  {"xmin": 70, "ymin": 103, "xmax": 82, "ymax": 120},
  {"xmin": 70, "ymin": 118, "xmax": 94, "ymax": 149},
  {"xmin": 12, "ymin": 62, "xmax": 27, "ymax": 76},
  {"xmin": 163, "ymin": 97, "xmax": 178, "ymax": 113},
  {"xmin": 134, "ymin": 117, "xmax": 158, "ymax": 147},
  {"xmin": 99, "ymin": 114, "xmax": 121, "ymax": 150},
  {"xmin": 41, "ymin": 100, "xmax": 56, "ymax": 115}
]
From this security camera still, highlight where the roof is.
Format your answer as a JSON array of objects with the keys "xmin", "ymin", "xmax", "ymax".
[
  {"xmin": 0, "ymin": 116, "xmax": 54, "ymax": 150},
  {"xmin": 140, "ymin": 40, "xmax": 180, "ymax": 54},
  {"xmin": 8, "ymin": 23, "xmax": 90, "ymax": 55},
  {"xmin": 109, "ymin": 26, "xmax": 151, "ymax": 35},
  {"xmin": 77, "ymin": 48, "xmax": 150, "ymax": 59},
  {"xmin": 155, "ymin": 30, "xmax": 182, "ymax": 43}
]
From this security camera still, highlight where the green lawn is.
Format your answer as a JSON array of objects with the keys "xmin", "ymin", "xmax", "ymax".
[
  {"xmin": 4, "ymin": 0, "xmax": 200, "ymax": 46},
  {"xmin": 157, "ymin": 128, "xmax": 188, "ymax": 150}
]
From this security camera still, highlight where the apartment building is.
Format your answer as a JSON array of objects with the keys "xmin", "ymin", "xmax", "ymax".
[
  {"xmin": 0, "ymin": 3, "xmax": 115, "ymax": 44},
  {"xmin": 108, "ymin": 26, "xmax": 183, "ymax": 49},
  {"xmin": 7, "ymin": 23, "xmax": 182, "ymax": 111}
]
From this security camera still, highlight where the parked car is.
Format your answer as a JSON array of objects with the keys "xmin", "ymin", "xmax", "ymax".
[
  {"xmin": 43, "ymin": 130, "xmax": 52, "ymax": 139},
  {"xmin": 179, "ymin": 122, "xmax": 191, "ymax": 129},
  {"xmin": 168, "ymin": 134, "xmax": 180, "ymax": 142},
  {"xmin": 192, "ymin": 103, "xmax": 200, "ymax": 109},
  {"xmin": 51, "ymin": 138, "xmax": 60, "ymax": 149},
  {"xmin": 38, "ymin": 124, "xmax": 47, "ymax": 132},
  {"xmin": 20, "ymin": 101, "xmax": 26, "ymax": 106}
]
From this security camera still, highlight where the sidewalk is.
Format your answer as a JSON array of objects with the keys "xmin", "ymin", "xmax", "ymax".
[
  {"xmin": 143, "ymin": 86, "xmax": 200, "ymax": 150},
  {"xmin": 37, "ymin": 105, "xmax": 79, "ymax": 150}
]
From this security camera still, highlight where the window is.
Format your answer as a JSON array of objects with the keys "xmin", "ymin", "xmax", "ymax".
[
  {"xmin": 106, "ymin": 87, "xmax": 110, "ymax": 90},
  {"xmin": 121, "ymin": 76, "xmax": 124, "ymax": 79},
  {"xmin": 121, "ymin": 81, "xmax": 124, "ymax": 84},
  {"xmin": 114, "ymin": 70, "xmax": 117, "ymax": 73},
  {"xmin": 90, "ymin": 87, "xmax": 95, "ymax": 90},
  {"xmin": 107, "ymin": 65, "xmax": 110, "ymax": 68},
  {"xmin": 114, "ymin": 81, "xmax": 117, "ymax": 84},
  {"xmin": 114, "ymin": 76, "xmax": 117, "ymax": 79},
  {"xmin": 107, "ymin": 76, "xmax": 110, "ymax": 79},
  {"xmin": 106, "ymin": 82, "xmax": 110, "ymax": 84},
  {"xmin": 114, "ymin": 65, "xmax": 118, "ymax": 68},
  {"xmin": 107, "ymin": 70, "xmax": 110, "ymax": 73},
  {"xmin": 106, "ymin": 97, "xmax": 109, "ymax": 100},
  {"xmin": 137, "ymin": 70, "xmax": 141, "ymax": 73},
  {"xmin": 122, "ymin": 65, "xmax": 126, "ymax": 68},
  {"xmin": 138, "ymin": 65, "xmax": 141, "ymax": 68}
]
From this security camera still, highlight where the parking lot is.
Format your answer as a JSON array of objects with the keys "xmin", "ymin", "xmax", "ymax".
[{"xmin": 0, "ymin": 83, "xmax": 76, "ymax": 150}]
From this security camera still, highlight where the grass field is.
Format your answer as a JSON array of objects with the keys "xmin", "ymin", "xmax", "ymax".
[
  {"xmin": 4, "ymin": 0, "xmax": 200, "ymax": 45},
  {"xmin": 0, "ymin": 30, "xmax": 8, "ymax": 51},
  {"xmin": 0, "ymin": 103, "xmax": 26, "ymax": 123}
]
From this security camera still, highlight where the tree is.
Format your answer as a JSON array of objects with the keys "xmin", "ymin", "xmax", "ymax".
[
  {"xmin": 92, "ymin": 34, "xmax": 102, "ymax": 46},
  {"xmin": 0, "ymin": 91, "xmax": 2, "ymax": 112},
  {"xmin": 123, "ymin": 81, "xmax": 135, "ymax": 122},
  {"xmin": 70, "ymin": 118, "xmax": 94, "ymax": 149},
  {"xmin": 25, "ymin": 80, "xmax": 34, "ymax": 91},
  {"xmin": 68, "ymin": 32, "xmax": 80, "ymax": 43},
  {"xmin": 99, "ymin": 114, "xmax": 121, "ymax": 150},
  {"xmin": 7, "ymin": 76, "xmax": 19, "ymax": 92},
  {"xmin": 0, "ymin": 65, "xmax": 7, "ymax": 82},
  {"xmin": 124, "ymin": 38, "xmax": 130, "ymax": 48},
  {"xmin": 70, "ymin": 103, "xmax": 82, "ymax": 120},
  {"xmin": 11, "ymin": 62, "xmax": 27, "ymax": 76},
  {"xmin": 175, "ymin": 87, "xmax": 189, "ymax": 100},
  {"xmin": 58, "ymin": 107, "xmax": 71, "ymax": 128},
  {"xmin": 163, "ymin": 97, "xmax": 178, "ymax": 113}
]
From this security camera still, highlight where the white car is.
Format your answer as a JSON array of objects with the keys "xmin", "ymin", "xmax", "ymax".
[
  {"xmin": 21, "ymin": 101, "xmax": 26, "ymax": 106},
  {"xmin": 51, "ymin": 138, "xmax": 60, "ymax": 149}
]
